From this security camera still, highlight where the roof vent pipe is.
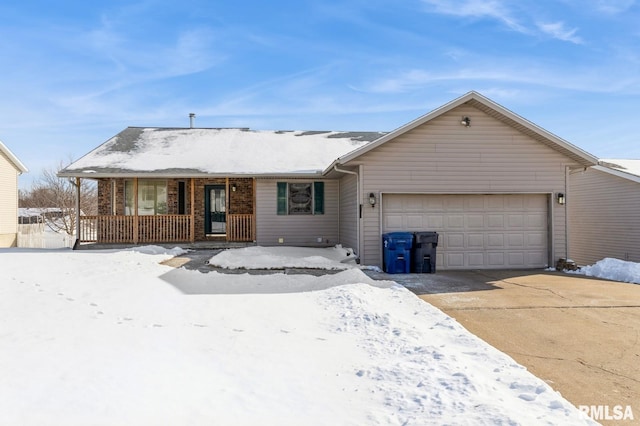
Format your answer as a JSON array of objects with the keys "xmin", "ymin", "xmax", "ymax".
[{"xmin": 189, "ymin": 113, "xmax": 196, "ymax": 128}]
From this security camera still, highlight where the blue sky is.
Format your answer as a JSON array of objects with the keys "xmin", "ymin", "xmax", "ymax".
[{"xmin": 2, "ymin": 0, "xmax": 639, "ymax": 188}]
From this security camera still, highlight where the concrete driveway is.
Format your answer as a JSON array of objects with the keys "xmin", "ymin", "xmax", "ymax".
[{"xmin": 366, "ymin": 269, "xmax": 640, "ymax": 424}]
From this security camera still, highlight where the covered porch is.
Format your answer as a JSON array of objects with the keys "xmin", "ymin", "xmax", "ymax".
[{"xmin": 75, "ymin": 177, "xmax": 256, "ymax": 245}]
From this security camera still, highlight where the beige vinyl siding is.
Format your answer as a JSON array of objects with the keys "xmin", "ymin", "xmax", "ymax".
[
  {"xmin": 344, "ymin": 104, "xmax": 575, "ymax": 267},
  {"xmin": 255, "ymin": 179, "xmax": 340, "ymax": 246},
  {"xmin": 569, "ymin": 168, "xmax": 640, "ymax": 265},
  {"xmin": 338, "ymin": 173, "xmax": 358, "ymax": 252},
  {"xmin": 0, "ymin": 149, "xmax": 20, "ymax": 247}
]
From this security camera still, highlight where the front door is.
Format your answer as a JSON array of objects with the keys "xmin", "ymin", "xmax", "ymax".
[{"xmin": 205, "ymin": 185, "xmax": 226, "ymax": 234}]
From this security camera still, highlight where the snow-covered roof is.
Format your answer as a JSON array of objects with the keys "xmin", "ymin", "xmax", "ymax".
[
  {"xmin": 0, "ymin": 140, "xmax": 28, "ymax": 174},
  {"xmin": 597, "ymin": 158, "xmax": 640, "ymax": 183},
  {"xmin": 59, "ymin": 127, "xmax": 385, "ymax": 178}
]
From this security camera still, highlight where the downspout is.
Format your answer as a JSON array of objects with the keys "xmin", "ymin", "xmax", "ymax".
[
  {"xmin": 333, "ymin": 165, "xmax": 360, "ymax": 261},
  {"xmin": 565, "ymin": 166, "xmax": 570, "ymax": 260}
]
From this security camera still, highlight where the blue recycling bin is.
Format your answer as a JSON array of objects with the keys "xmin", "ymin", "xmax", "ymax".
[{"xmin": 382, "ymin": 232, "xmax": 413, "ymax": 274}]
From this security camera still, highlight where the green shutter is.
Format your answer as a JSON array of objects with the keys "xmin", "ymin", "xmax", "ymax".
[
  {"xmin": 277, "ymin": 182, "xmax": 287, "ymax": 215},
  {"xmin": 314, "ymin": 181, "xmax": 324, "ymax": 215}
]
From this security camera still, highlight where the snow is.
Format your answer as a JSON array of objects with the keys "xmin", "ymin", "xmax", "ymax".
[
  {"xmin": 600, "ymin": 158, "xmax": 640, "ymax": 177},
  {"xmin": 0, "ymin": 246, "xmax": 596, "ymax": 425},
  {"xmin": 65, "ymin": 128, "xmax": 380, "ymax": 175},
  {"xmin": 208, "ymin": 245, "xmax": 358, "ymax": 270},
  {"xmin": 568, "ymin": 257, "xmax": 640, "ymax": 284}
]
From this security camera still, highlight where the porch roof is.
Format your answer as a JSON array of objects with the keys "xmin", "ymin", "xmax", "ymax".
[{"xmin": 58, "ymin": 127, "xmax": 385, "ymax": 178}]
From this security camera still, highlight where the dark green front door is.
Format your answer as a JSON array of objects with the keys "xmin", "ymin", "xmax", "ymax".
[{"xmin": 205, "ymin": 185, "xmax": 226, "ymax": 234}]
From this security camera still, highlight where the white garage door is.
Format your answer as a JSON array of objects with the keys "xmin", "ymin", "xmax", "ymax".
[{"xmin": 382, "ymin": 194, "xmax": 549, "ymax": 270}]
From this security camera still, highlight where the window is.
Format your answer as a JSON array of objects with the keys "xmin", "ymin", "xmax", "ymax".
[
  {"xmin": 277, "ymin": 182, "xmax": 324, "ymax": 215},
  {"xmin": 125, "ymin": 180, "xmax": 168, "ymax": 215}
]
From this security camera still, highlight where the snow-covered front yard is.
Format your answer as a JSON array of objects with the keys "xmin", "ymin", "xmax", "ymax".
[{"xmin": 0, "ymin": 246, "xmax": 597, "ymax": 425}]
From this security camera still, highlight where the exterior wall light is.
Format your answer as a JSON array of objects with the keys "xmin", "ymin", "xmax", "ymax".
[
  {"xmin": 369, "ymin": 192, "xmax": 377, "ymax": 208},
  {"xmin": 557, "ymin": 192, "xmax": 565, "ymax": 205},
  {"xmin": 460, "ymin": 116, "xmax": 471, "ymax": 127},
  {"xmin": 231, "ymin": 184, "xmax": 237, "ymax": 192}
]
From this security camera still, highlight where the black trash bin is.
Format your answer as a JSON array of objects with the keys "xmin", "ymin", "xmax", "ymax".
[
  {"xmin": 412, "ymin": 232, "xmax": 439, "ymax": 273},
  {"xmin": 382, "ymin": 232, "xmax": 413, "ymax": 274}
]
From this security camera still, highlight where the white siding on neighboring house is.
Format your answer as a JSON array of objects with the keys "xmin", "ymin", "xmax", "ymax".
[
  {"xmin": 255, "ymin": 179, "xmax": 340, "ymax": 247},
  {"xmin": 343, "ymin": 104, "xmax": 577, "ymax": 268},
  {"xmin": 0, "ymin": 149, "xmax": 20, "ymax": 247},
  {"xmin": 569, "ymin": 167, "xmax": 640, "ymax": 265}
]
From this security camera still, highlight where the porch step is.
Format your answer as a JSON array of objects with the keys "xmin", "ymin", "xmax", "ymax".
[{"xmin": 74, "ymin": 241, "xmax": 257, "ymax": 251}]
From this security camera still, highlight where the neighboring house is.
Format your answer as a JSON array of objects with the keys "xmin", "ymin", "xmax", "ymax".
[
  {"xmin": 569, "ymin": 159, "xmax": 640, "ymax": 265},
  {"xmin": 0, "ymin": 140, "xmax": 28, "ymax": 247},
  {"xmin": 59, "ymin": 91, "xmax": 598, "ymax": 270}
]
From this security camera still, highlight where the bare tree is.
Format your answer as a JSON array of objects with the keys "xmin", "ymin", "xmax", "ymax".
[{"xmin": 20, "ymin": 161, "xmax": 97, "ymax": 235}]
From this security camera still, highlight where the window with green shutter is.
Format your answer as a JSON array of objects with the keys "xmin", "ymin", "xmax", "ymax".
[
  {"xmin": 313, "ymin": 182, "xmax": 324, "ymax": 214},
  {"xmin": 277, "ymin": 182, "xmax": 287, "ymax": 215},
  {"xmin": 276, "ymin": 182, "xmax": 325, "ymax": 215}
]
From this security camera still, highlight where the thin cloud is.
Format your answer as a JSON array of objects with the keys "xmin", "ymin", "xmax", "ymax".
[
  {"xmin": 421, "ymin": 0, "xmax": 586, "ymax": 43},
  {"xmin": 537, "ymin": 21, "xmax": 583, "ymax": 44},
  {"xmin": 593, "ymin": 0, "xmax": 636, "ymax": 14},
  {"xmin": 421, "ymin": 0, "xmax": 529, "ymax": 33}
]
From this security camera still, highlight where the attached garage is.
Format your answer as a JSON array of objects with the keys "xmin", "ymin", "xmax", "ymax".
[
  {"xmin": 329, "ymin": 91, "xmax": 598, "ymax": 269},
  {"xmin": 382, "ymin": 194, "xmax": 550, "ymax": 270}
]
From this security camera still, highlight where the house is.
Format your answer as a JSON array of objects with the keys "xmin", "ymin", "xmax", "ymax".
[
  {"xmin": 59, "ymin": 91, "xmax": 599, "ymax": 270},
  {"xmin": 569, "ymin": 159, "xmax": 640, "ymax": 265},
  {"xmin": 0, "ymin": 140, "xmax": 28, "ymax": 247}
]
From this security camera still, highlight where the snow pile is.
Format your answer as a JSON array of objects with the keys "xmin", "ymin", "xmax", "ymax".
[
  {"xmin": 208, "ymin": 245, "xmax": 357, "ymax": 270},
  {"xmin": 569, "ymin": 257, "xmax": 640, "ymax": 284},
  {"xmin": 0, "ymin": 247, "xmax": 596, "ymax": 425}
]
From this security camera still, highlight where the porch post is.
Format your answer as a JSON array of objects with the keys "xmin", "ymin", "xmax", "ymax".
[
  {"xmin": 190, "ymin": 178, "xmax": 195, "ymax": 243},
  {"xmin": 133, "ymin": 177, "xmax": 138, "ymax": 244},
  {"xmin": 75, "ymin": 177, "xmax": 80, "ymax": 247},
  {"xmin": 225, "ymin": 177, "xmax": 230, "ymax": 242},
  {"xmin": 252, "ymin": 177, "xmax": 256, "ymax": 242}
]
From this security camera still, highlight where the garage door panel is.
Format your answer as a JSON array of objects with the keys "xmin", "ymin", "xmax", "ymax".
[
  {"xmin": 488, "ymin": 215, "xmax": 505, "ymax": 227},
  {"xmin": 447, "ymin": 233, "xmax": 465, "ymax": 249},
  {"xmin": 527, "ymin": 214, "xmax": 546, "ymax": 228},
  {"xmin": 487, "ymin": 234, "xmax": 504, "ymax": 248},
  {"xmin": 468, "ymin": 253, "xmax": 485, "ymax": 266},
  {"xmin": 507, "ymin": 233, "xmax": 524, "ymax": 247},
  {"xmin": 383, "ymin": 194, "xmax": 549, "ymax": 270},
  {"xmin": 448, "ymin": 215, "xmax": 465, "ymax": 228},
  {"xmin": 466, "ymin": 215, "xmax": 485, "ymax": 228},
  {"xmin": 385, "ymin": 215, "xmax": 403, "ymax": 230},
  {"xmin": 507, "ymin": 196, "xmax": 525, "ymax": 209},
  {"xmin": 527, "ymin": 195, "xmax": 548, "ymax": 209},
  {"xmin": 406, "ymin": 215, "xmax": 423, "ymax": 229},
  {"xmin": 467, "ymin": 233, "xmax": 484, "ymax": 248},
  {"xmin": 445, "ymin": 198, "xmax": 465, "ymax": 210},
  {"xmin": 487, "ymin": 196, "xmax": 505, "ymax": 209},
  {"xmin": 467, "ymin": 197, "xmax": 485, "ymax": 210},
  {"xmin": 488, "ymin": 252, "xmax": 505, "ymax": 266},
  {"xmin": 508, "ymin": 252, "xmax": 525, "ymax": 266},
  {"xmin": 526, "ymin": 232, "xmax": 546, "ymax": 247},
  {"xmin": 447, "ymin": 253, "xmax": 464, "ymax": 267},
  {"xmin": 427, "ymin": 215, "xmax": 444, "ymax": 228},
  {"xmin": 405, "ymin": 197, "xmax": 423, "ymax": 212},
  {"xmin": 508, "ymin": 214, "xmax": 524, "ymax": 227},
  {"xmin": 527, "ymin": 251, "xmax": 545, "ymax": 265},
  {"xmin": 385, "ymin": 196, "xmax": 404, "ymax": 210}
]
